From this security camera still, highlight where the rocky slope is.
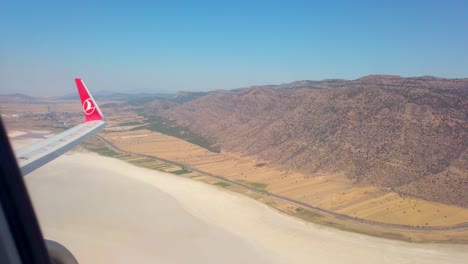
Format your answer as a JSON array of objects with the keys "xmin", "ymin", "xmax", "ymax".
[{"xmin": 143, "ymin": 76, "xmax": 468, "ymax": 207}]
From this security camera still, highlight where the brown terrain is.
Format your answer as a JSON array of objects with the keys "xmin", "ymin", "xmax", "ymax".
[
  {"xmin": 139, "ymin": 75, "xmax": 468, "ymax": 208},
  {"xmin": 2, "ymin": 75, "xmax": 467, "ymax": 239}
]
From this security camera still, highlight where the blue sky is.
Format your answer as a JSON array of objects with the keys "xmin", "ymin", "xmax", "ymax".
[{"xmin": 1, "ymin": 1, "xmax": 467, "ymax": 95}]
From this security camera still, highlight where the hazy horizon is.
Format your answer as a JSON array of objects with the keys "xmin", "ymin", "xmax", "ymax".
[
  {"xmin": 2, "ymin": 74, "xmax": 468, "ymax": 98},
  {"xmin": 1, "ymin": 1, "xmax": 467, "ymax": 96}
]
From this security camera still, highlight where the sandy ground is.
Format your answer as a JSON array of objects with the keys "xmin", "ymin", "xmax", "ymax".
[
  {"xmin": 26, "ymin": 153, "xmax": 274, "ymax": 264},
  {"xmin": 23, "ymin": 152, "xmax": 468, "ymax": 264}
]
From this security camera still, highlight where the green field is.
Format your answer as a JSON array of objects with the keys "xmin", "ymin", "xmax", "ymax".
[
  {"xmin": 215, "ymin": 182, "xmax": 231, "ymax": 188},
  {"xmin": 294, "ymin": 207, "xmax": 324, "ymax": 222},
  {"xmin": 85, "ymin": 145, "xmax": 118, "ymax": 157},
  {"xmin": 130, "ymin": 158, "xmax": 155, "ymax": 164},
  {"xmin": 171, "ymin": 169, "xmax": 191, "ymax": 175},
  {"xmin": 236, "ymin": 179, "xmax": 268, "ymax": 190}
]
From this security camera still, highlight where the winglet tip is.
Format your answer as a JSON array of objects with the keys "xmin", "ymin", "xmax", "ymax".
[{"xmin": 75, "ymin": 78, "xmax": 104, "ymax": 122}]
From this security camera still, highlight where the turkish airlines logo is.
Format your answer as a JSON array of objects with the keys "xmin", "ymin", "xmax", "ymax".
[{"xmin": 83, "ymin": 98, "xmax": 96, "ymax": 115}]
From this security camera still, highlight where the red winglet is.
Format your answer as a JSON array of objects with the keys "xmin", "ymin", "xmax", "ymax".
[{"xmin": 75, "ymin": 78, "xmax": 104, "ymax": 122}]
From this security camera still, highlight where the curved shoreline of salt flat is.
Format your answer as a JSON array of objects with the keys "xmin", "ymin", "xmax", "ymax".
[{"xmin": 26, "ymin": 152, "xmax": 468, "ymax": 264}]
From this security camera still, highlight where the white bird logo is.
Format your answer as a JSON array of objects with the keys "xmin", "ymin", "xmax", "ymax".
[{"xmin": 83, "ymin": 98, "xmax": 96, "ymax": 115}]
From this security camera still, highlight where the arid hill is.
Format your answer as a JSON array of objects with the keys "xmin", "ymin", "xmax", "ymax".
[{"xmin": 139, "ymin": 76, "xmax": 468, "ymax": 208}]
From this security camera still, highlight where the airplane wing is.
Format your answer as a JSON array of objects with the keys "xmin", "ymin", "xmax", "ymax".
[{"xmin": 15, "ymin": 79, "xmax": 107, "ymax": 176}]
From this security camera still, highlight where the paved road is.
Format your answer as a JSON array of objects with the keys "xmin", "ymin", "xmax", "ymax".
[{"xmin": 96, "ymin": 135, "xmax": 468, "ymax": 232}]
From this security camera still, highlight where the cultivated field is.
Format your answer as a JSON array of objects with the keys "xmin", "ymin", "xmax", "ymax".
[
  {"xmin": 103, "ymin": 128, "xmax": 468, "ymax": 232},
  {"xmin": 3, "ymin": 100, "xmax": 467, "ymax": 243}
]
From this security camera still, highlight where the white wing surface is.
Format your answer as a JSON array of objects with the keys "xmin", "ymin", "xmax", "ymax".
[{"xmin": 16, "ymin": 79, "xmax": 106, "ymax": 176}]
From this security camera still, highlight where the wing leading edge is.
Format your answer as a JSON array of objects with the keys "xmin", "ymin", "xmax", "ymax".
[{"xmin": 16, "ymin": 79, "xmax": 106, "ymax": 176}]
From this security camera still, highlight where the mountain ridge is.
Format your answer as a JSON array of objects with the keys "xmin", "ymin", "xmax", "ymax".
[{"xmin": 140, "ymin": 75, "xmax": 468, "ymax": 208}]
